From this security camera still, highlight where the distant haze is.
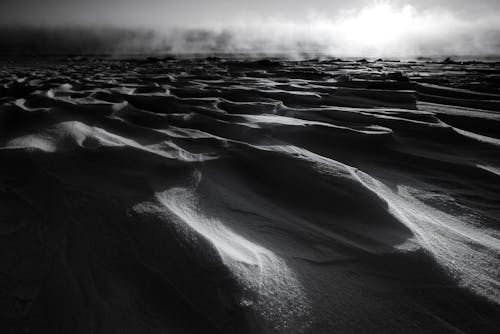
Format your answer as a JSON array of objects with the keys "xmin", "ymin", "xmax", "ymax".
[{"xmin": 1, "ymin": 0, "xmax": 499, "ymax": 57}]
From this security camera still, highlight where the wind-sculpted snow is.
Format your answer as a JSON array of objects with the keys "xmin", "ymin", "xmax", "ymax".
[{"xmin": 0, "ymin": 57, "xmax": 499, "ymax": 333}]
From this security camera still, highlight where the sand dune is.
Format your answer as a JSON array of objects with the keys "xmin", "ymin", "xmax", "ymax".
[{"xmin": 0, "ymin": 57, "xmax": 499, "ymax": 333}]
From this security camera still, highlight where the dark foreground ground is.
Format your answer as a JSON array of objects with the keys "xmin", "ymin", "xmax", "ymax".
[{"xmin": 0, "ymin": 57, "xmax": 500, "ymax": 333}]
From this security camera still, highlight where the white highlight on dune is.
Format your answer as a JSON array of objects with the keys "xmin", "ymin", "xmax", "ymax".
[
  {"xmin": 156, "ymin": 183, "xmax": 311, "ymax": 332},
  {"xmin": 453, "ymin": 127, "xmax": 500, "ymax": 146},
  {"xmin": 255, "ymin": 143, "xmax": 500, "ymax": 303},
  {"xmin": 5, "ymin": 121, "xmax": 130, "ymax": 152},
  {"xmin": 353, "ymin": 171, "xmax": 500, "ymax": 303},
  {"xmin": 241, "ymin": 113, "xmax": 392, "ymax": 134},
  {"xmin": 5, "ymin": 120, "xmax": 217, "ymax": 161},
  {"xmin": 477, "ymin": 164, "xmax": 500, "ymax": 177}
]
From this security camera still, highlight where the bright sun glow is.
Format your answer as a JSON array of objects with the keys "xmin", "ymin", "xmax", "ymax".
[
  {"xmin": 340, "ymin": 3, "xmax": 416, "ymax": 46},
  {"xmin": 184, "ymin": 0, "xmax": 497, "ymax": 57}
]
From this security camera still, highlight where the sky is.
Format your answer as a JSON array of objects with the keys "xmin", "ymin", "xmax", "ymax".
[{"xmin": 1, "ymin": 0, "xmax": 499, "ymax": 57}]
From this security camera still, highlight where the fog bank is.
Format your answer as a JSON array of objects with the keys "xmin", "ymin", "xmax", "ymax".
[{"xmin": 1, "ymin": 4, "xmax": 499, "ymax": 57}]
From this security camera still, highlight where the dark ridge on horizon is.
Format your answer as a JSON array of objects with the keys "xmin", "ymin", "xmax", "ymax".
[{"xmin": 0, "ymin": 26, "xmax": 168, "ymax": 56}]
